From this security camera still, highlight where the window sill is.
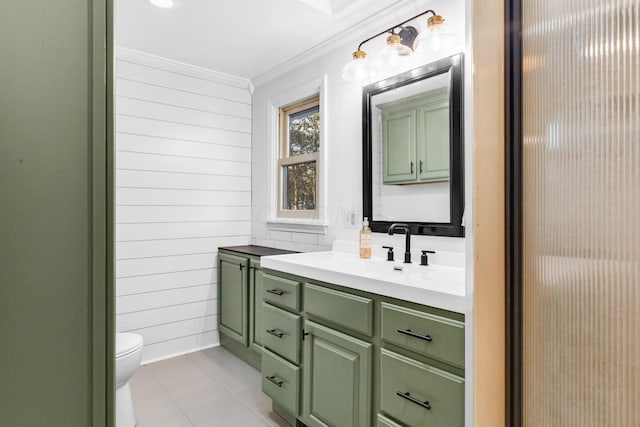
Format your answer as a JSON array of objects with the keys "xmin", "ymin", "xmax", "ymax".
[{"xmin": 266, "ymin": 219, "xmax": 328, "ymax": 235}]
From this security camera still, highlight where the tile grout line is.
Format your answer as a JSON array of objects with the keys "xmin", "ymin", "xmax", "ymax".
[
  {"xmin": 186, "ymin": 352, "xmax": 281, "ymax": 427},
  {"xmin": 142, "ymin": 363, "xmax": 198, "ymax": 427}
]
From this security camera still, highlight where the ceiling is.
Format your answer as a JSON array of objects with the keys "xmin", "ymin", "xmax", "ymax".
[{"xmin": 115, "ymin": 0, "xmax": 401, "ymax": 80}]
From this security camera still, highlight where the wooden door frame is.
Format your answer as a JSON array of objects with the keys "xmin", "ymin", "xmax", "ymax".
[{"xmin": 505, "ymin": 0, "xmax": 523, "ymax": 425}]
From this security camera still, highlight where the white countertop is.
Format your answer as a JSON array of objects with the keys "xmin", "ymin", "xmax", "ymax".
[{"xmin": 260, "ymin": 250, "xmax": 468, "ymax": 314}]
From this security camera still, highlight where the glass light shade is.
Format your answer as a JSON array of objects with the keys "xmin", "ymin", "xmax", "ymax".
[
  {"xmin": 342, "ymin": 50, "xmax": 378, "ymax": 82},
  {"xmin": 414, "ymin": 19, "xmax": 460, "ymax": 54},
  {"xmin": 382, "ymin": 34, "xmax": 413, "ymax": 56},
  {"xmin": 149, "ymin": 0, "xmax": 174, "ymax": 8},
  {"xmin": 379, "ymin": 34, "xmax": 413, "ymax": 68}
]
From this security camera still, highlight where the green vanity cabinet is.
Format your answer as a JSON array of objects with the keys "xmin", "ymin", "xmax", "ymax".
[
  {"xmin": 260, "ymin": 268, "xmax": 466, "ymax": 427},
  {"xmin": 417, "ymin": 100, "xmax": 450, "ymax": 182},
  {"xmin": 382, "ymin": 108, "xmax": 417, "ymax": 183},
  {"xmin": 218, "ymin": 246, "xmax": 297, "ymax": 370},
  {"xmin": 381, "ymin": 88, "xmax": 450, "ymax": 185},
  {"xmin": 218, "ymin": 252, "xmax": 249, "ymax": 345},
  {"xmin": 303, "ymin": 320, "xmax": 373, "ymax": 427}
]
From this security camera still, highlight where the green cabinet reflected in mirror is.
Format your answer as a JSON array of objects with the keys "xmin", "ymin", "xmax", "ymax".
[
  {"xmin": 363, "ymin": 53, "xmax": 465, "ymax": 237},
  {"xmin": 380, "ymin": 88, "xmax": 450, "ymax": 184}
]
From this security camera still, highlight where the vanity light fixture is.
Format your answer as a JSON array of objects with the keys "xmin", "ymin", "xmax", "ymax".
[{"xmin": 341, "ymin": 9, "xmax": 459, "ymax": 82}]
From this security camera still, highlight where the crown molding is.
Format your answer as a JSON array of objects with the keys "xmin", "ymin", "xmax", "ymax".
[
  {"xmin": 251, "ymin": 0, "xmax": 423, "ymax": 88},
  {"xmin": 116, "ymin": 46, "xmax": 253, "ymax": 92}
]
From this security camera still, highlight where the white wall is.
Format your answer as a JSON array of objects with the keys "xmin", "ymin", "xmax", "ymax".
[
  {"xmin": 114, "ymin": 48, "xmax": 253, "ymax": 363},
  {"xmin": 251, "ymin": 0, "xmax": 468, "ymax": 254}
]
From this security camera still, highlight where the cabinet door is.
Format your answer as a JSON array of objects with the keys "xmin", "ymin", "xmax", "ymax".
[
  {"xmin": 249, "ymin": 260, "xmax": 264, "ymax": 352},
  {"xmin": 417, "ymin": 101, "xmax": 450, "ymax": 182},
  {"xmin": 218, "ymin": 253, "xmax": 248, "ymax": 345},
  {"xmin": 382, "ymin": 109, "xmax": 417, "ymax": 183},
  {"xmin": 303, "ymin": 320, "xmax": 372, "ymax": 427}
]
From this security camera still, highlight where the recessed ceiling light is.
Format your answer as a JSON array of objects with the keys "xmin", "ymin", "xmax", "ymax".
[{"xmin": 149, "ymin": 0, "xmax": 174, "ymax": 8}]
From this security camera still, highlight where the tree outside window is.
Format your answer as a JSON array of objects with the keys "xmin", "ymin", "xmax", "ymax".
[{"xmin": 278, "ymin": 96, "xmax": 320, "ymax": 218}]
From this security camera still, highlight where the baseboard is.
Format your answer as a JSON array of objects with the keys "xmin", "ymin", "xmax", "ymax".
[{"xmin": 140, "ymin": 341, "xmax": 220, "ymax": 365}]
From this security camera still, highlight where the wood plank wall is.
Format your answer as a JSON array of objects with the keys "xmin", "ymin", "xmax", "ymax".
[{"xmin": 114, "ymin": 48, "xmax": 253, "ymax": 363}]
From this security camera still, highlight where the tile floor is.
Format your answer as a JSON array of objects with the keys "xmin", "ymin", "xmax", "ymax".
[{"xmin": 130, "ymin": 346, "xmax": 290, "ymax": 427}]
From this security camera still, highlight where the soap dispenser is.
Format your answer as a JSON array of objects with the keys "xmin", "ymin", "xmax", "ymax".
[{"xmin": 359, "ymin": 217, "xmax": 372, "ymax": 259}]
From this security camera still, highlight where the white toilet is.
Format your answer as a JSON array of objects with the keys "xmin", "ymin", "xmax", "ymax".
[{"xmin": 116, "ymin": 332, "xmax": 144, "ymax": 427}]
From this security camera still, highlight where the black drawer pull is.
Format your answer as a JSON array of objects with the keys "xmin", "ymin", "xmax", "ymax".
[
  {"xmin": 266, "ymin": 329, "xmax": 284, "ymax": 338},
  {"xmin": 397, "ymin": 328, "xmax": 432, "ymax": 342},
  {"xmin": 396, "ymin": 391, "xmax": 431, "ymax": 410},
  {"xmin": 266, "ymin": 289, "xmax": 285, "ymax": 296},
  {"xmin": 266, "ymin": 375, "xmax": 283, "ymax": 387}
]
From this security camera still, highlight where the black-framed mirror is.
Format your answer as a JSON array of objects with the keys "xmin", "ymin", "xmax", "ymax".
[{"xmin": 362, "ymin": 53, "xmax": 464, "ymax": 237}]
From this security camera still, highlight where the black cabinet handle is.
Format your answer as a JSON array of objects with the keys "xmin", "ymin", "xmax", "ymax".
[
  {"xmin": 266, "ymin": 329, "xmax": 284, "ymax": 338},
  {"xmin": 266, "ymin": 375, "xmax": 283, "ymax": 387},
  {"xmin": 419, "ymin": 160, "xmax": 424, "ymax": 174},
  {"xmin": 397, "ymin": 328, "xmax": 432, "ymax": 342},
  {"xmin": 266, "ymin": 289, "xmax": 285, "ymax": 296},
  {"xmin": 396, "ymin": 391, "xmax": 431, "ymax": 410},
  {"xmin": 239, "ymin": 264, "xmax": 244, "ymax": 271},
  {"xmin": 410, "ymin": 161, "xmax": 414, "ymax": 174}
]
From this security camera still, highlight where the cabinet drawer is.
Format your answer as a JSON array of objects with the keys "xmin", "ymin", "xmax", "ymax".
[
  {"xmin": 263, "ymin": 273, "xmax": 301, "ymax": 312},
  {"xmin": 262, "ymin": 302, "xmax": 301, "ymax": 364},
  {"xmin": 381, "ymin": 302, "xmax": 464, "ymax": 368},
  {"xmin": 380, "ymin": 349, "xmax": 464, "ymax": 427},
  {"xmin": 304, "ymin": 283, "xmax": 373, "ymax": 336},
  {"xmin": 377, "ymin": 414, "xmax": 405, "ymax": 427},
  {"xmin": 262, "ymin": 348, "xmax": 300, "ymax": 417}
]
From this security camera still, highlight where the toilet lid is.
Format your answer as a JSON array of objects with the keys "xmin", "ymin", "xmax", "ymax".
[{"xmin": 116, "ymin": 333, "xmax": 144, "ymax": 358}]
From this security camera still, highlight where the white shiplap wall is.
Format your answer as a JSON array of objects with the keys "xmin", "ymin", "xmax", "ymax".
[{"xmin": 115, "ymin": 48, "xmax": 253, "ymax": 364}]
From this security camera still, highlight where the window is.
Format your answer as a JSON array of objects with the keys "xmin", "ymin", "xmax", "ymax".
[{"xmin": 277, "ymin": 96, "xmax": 320, "ymax": 218}]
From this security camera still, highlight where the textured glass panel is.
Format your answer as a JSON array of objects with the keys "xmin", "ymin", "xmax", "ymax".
[
  {"xmin": 288, "ymin": 106, "xmax": 320, "ymax": 156},
  {"xmin": 282, "ymin": 162, "xmax": 316, "ymax": 210},
  {"xmin": 522, "ymin": 0, "xmax": 640, "ymax": 425}
]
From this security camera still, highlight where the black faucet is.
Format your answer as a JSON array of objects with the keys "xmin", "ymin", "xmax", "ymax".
[{"xmin": 388, "ymin": 223, "xmax": 412, "ymax": 263}]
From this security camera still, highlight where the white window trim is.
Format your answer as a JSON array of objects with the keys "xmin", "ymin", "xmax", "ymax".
[
  {"xmin": 266, "ymin": 75, "xmax": 328, "ymax": 234},
  {"xmin": 277, "ymin": 97, "xmax": 320, "ymax": 219}
]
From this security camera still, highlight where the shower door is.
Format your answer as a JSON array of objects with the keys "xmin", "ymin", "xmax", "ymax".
[{"xmin": 511, "ymin": 0, "xmax": 640, "ymax": 425}]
